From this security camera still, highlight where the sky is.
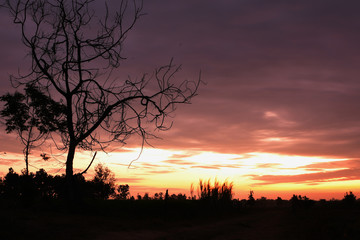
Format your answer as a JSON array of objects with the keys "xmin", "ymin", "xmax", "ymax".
[{"xmin": 1, "ymin": 0, "xmax": 360, "ymax": 200}]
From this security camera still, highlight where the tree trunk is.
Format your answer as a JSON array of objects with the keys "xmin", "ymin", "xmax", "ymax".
[
  {"xmin": 24, "ymin": 144, "xmax": 29, "ymax": 176},
  {"xmin": 65, "ymin": 143, "xmax": 76, "ymax": 201},
  {"xmin": 24, "ymin": 126, "xmax": 33, "ymax": 176}
]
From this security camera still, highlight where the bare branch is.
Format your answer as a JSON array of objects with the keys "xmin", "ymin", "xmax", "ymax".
[{"xmin": 3, "ymin": 0, "xmax": 201, "ymax": 182}]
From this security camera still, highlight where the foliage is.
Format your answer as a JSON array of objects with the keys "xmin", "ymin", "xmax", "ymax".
[
  {"xmin": 0, "ymin": 165, "xmax": 119, "ymax": 201},
  {"xmin": 0, "ymin": 85, "xmax": 66, "ymax": 135},
  {"xmin": 153, "ymin": 192, "xmax": 164, "ymax": 200},
  {"xmin": 343, "ymin": 191, "xmax": 357, "ymax": 206},
  {"xmin": 276, "ymin": 196, "xmax": 283, "ymax": 206},
  {"xmin": 90, "ymin": 164, "xmax": 116, "ymax": 200},
  {"xmin": 247, "ymin": 190, "xmax": 255, "ymax": 206},
  {"xmin": 116, "ymin": 184, "xmax": 130, "ymax": 200},
  {"xmin": 0, "ymin": 85, "xmax": 66, "ymax": 174},
  {"xmin": 290, "ymin": 194, "xmax": 314, "ymax": 210}
]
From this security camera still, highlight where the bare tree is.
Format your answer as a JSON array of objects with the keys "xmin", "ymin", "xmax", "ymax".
[{"xmin": 2, "ymin": 0, "xmax": 200, "ymax": 198}]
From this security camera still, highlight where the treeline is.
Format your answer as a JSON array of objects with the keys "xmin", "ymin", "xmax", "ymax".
[
  {"xmin": 0, "ymin": 165, "xmax": 358, "ymax": 209},
  {"xmin": 0, "ymin": 166, "xmax": 236, "ymax": 203},
  {"xmin": 0, "ymin": 164, "xmax": 124, "ymax": 201}
]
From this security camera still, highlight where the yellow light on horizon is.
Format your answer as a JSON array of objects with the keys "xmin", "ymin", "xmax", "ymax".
[{"xmin": 1, "ymin": 147, "xmax": 356, "ymax": 200}]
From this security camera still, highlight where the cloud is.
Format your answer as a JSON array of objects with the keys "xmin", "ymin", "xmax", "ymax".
[
  {"xmin": 191, "ymin": 165, "xmax": 221, "ymax": 170},
  {"xmin": 116, "ymin": 177, "xmax": 145, "ymax": 183},
  {"xmin": 168, "ymin": 152, "xmax": 199, "ymax": 159},
  {"xmin": 127, "ymin": 0, "xmax": 360, "ymax": 160},
  {"xmin": 250, "ymin": 168, "xmax": 360, "ymax": 185},
  {"xmin": 162, "ymin": 159, "xmax": 196, "ymax": 165},
  {"xmin": 256, "ymin": 163, "xmax": 282, "ymax": 169},
  {"xmin": 0, "ymin": 158, "xmax": 23, "ymax": 166},
  {"xmin": 190, "ymin": 164, "xmax": 242, "ymax": 170},
  {"xmin": 137, "ymin": 163, "xmax": 162, "ymax": 169},
  {"xmin": 2, "ymin": 0, "xmax": 360, "ymax": 173},
  {"xmin": 146, "ymin": 170, "xmax": 175, "ymax": 174}
]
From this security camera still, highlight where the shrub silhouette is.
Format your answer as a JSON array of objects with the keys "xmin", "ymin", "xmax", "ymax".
[
  {"xmin": 143, "ymin": 193, "xmax": 151, "ymax": 200},
  {"xmin": 89, "ymin": 164, "xmax": 116, "ymax": 200},
  {"xmin": 247, "ymin": 190, "xmax": 255, "ymax": 206},
  {"xmin": 290, "ymin": 194, "xmax": 314, "ymax": 210},
  {"xmin": 276, "ymin": 196, "xmax": 283, "ymax": 207},
  {"xmin": 116, "ymin": 184, "xmax": 130, "ymax": 200},
  {"xmin": 343, "ymin": 191, "xmax": 356, "ymax": 207},
  {"xmin": 153, "ymin": 192, "xmax": 164, "ymax": 200},
  {"xmin": 3, "ymin": 168, "xmax": 21, "ymax": 199},
  {"xmin": 0, "ymin": 166, "xmax": 119, "ymax": 202},
  {"xmin": 197, "ymin": 179, "xmax": 233, "ymax": 202},
  {"xmin": 34, "ymin": 169, "xmax": 54, "ymax": 200}
]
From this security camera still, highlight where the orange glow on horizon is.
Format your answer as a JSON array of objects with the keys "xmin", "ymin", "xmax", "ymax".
[{"xmin": 1, "ymin": 148, "xmax": 358, "ymax": 200}]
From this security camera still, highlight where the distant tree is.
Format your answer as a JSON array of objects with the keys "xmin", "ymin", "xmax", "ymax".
[
  {"xmin": 52, "ymin": 174, "xmax": 67, "ymax": 199},
  {"xmin": 276, "ymin": 196, "xmax": 283, "ymax": 207},
  {"xmin": 343, "ymin": 191, "xmax": 357, "ymax": 206},
  {"xmin": 165, "ymin": 189, "xmax": 169, "ymax": 201},
  {"xmin": 2, "ymin": 168, "xmax": 21, "ymax": 199},
  {"xmin": 247, "ymin": 190, "xmax": 255, "ymax": 206},
  {"xmin": 137, "ymin": 194, "xmax": 142, "ymax": 201},
  {"xmin": 290, "ymin": 194, "xmax": 314, "ymax": 210},
  {"xmin": 153, "ymin": 192, "xmax": 160, "ymax": 200},
  {"xmin": 2, "ymin": 0, "xmax": 200, "ymax": 201},
  {"xmin": 116, "ymin": 184, "xmax": 130, "ymax": 200},
  {"xmin": 143, "ymin": 193, "xmax": 151, "ymax": 200},
  {"xmin": 0, "ymin": 85, "xmax": 65, "ymax": 175},
  {"xmin": 169, "ymin": 194, "xmax": 177, "ymax": 200},
  {"xmin": 176, "ymin": 193, "xmax": 187, "ymax": 201},
  {"xmin": 34, "ymin": 168, "xmax": 54, "ymax": 199},
  {"xmin": 159, "ymin": 192, "xmax": 164, "ymax": 200},
  {"xmin": 290, "ymin": 194, "xmax": 300, "ymax": 210},
  {"xmin": 91, "ymin": 164, "xmax": 116, "ymax": 200},
  {"xmin": 152, "ymin": 192, "xmax": 164, "ymax": 200}
]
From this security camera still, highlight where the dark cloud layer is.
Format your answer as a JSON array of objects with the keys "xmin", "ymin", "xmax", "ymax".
[
  {"xmin": 1, "ymin": 1, "xmax": 360, "ymax": 184},
  {"xmin": 130, "ymin": 0, "xmax": 360, "ymax": 159}
]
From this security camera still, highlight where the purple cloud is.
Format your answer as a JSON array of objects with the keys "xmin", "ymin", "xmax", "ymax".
[{"xmin": 1, "ymin": 1, "xmax": 360, "ymax": 178}]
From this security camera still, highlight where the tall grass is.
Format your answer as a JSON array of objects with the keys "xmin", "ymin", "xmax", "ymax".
[{"xmin": 197, "ymin": 179, "xmax": 233, "ymax": 201}]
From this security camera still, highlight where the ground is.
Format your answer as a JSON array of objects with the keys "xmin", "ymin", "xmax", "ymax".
[{"xmin": 1, "ymin": 200, "xmax": 359, "ymax": 240}]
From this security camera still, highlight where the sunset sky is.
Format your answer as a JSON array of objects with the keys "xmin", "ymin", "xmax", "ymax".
[{"xmin": 1, "ymin": 0, "xmax": 360, "ymax": 200}]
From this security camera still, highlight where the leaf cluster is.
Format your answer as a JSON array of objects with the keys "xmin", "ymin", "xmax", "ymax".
[{"xmin": 0, "ymin": 84, "xmax": 66, "ymax": 134}]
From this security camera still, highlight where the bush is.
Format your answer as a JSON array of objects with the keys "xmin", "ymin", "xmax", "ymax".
[
  {"xmin": 0, "ymin": 165, "xmax": 120, "ymax": 202},
  {"xmin": 116, "ymin": 184, "xmax": 130, "ymax": 200},
  {"xmin": 343, "ymin": 191, "xmax": 356, "ymax": 206},
  {"xmin": 197, "ymin": 179, "xmax": 233, "ymax": 202}
]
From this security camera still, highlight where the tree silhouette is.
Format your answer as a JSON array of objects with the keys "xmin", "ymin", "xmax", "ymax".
[
  {"xmin": 116, "ymin": 184, "xmax": 130, "ymax": 200},
  {"xmin": 0, "ymin": 84, "xmax": 65, "ymax": 175},
  {"xmin": 247, "ymin": 190, "xmax": 255, "ymax": 206},
  {"xmin": 91, "ymin": 163, "xmax": 116, "ymax": 200},
  {"xmin": 3, "ymin": 0, "xmax": 200, "ymax": 199},
  {"xmin": 343, "ymin": 191, "xmax": 356, "ymax": 207}
]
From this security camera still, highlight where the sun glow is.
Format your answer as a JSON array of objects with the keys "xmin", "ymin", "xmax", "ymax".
[
  {"xmin": 1, "ymin": 147, "xmax": 356, "ymax": 200},
  {"xmin": 75, "ymin": 148, "xmax": 354, "ymax": 199}
]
